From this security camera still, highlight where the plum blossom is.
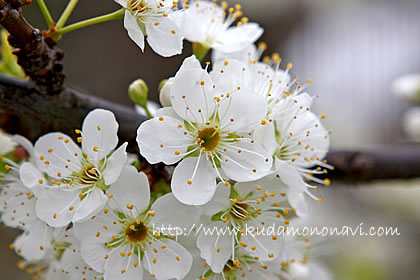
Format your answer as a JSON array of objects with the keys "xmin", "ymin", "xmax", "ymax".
[
  {"xmin": 210, "ymin": 49, "xmax": 331, "ymax": 217},
  {"xmin": 74, "ymin": 166, "xmax": 197, "ymax": 280},
  {"xmin": 15, "ymin": 228, "xmax": 102, "ymax": 280},
  {"xmin": 173, "ymin": 0, "xmax": 263, "ymax": 59},
  {"xmin": 116, "ymin": 0, "xmax": 183, "ymax": 57},
  {"xmin": 196, "ymin": 176, "xmax": 291, "ymax": 273},
  {"xmin": 137, "ymin": 55, "xmax": 272, "ymax": 205},
  {"xmin": 29, "ymin": 109, "xmax": 128, "ymax": 227}
]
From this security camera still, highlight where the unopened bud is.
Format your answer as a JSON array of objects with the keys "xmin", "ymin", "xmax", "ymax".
[{"xmin": 128, "ymin": 79, "xmax": 149, "ymax": 108}]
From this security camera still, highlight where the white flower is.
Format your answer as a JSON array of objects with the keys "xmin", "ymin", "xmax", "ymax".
[
  {"xmin": 391, "ymin": 73, "xmax": 420, "ymax": 104},
  {"xmin": 269, "ymin": 98, "xmax": 331, "ymax": 217},
  {"xmin": 116, "ymin": 0, "xmax": 183, "ymax": 57},
  {"xmin": 15, "ymin": 228, "xmax": 102, "ymax": 280},
  {"xmin": 137, "ymin": 55, "xmax": 272, "ymax": 205},
  {"xmin": 196, "ymin": 176, "xmax": 291, "ymax": 273},
  {"xmin": 0, "ymin": 135, "xmax": 40, "ymax": 230},
  {"xmin": 74, "ymin": 166, "xmax": 196, "ymax": 280},
  {"xmin": 173, "ymin": 0, "xmax": 263, "ymax": 56},
  {"xmin": 210, "ymin": 52, "xmax": 331, "ymax": 217},
  {"xmin": 28, "ymin": 109, "xmax": 128, "ymax": 227}
]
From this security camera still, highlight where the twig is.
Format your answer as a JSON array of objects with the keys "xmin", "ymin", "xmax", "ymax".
[{"xmin": 0, "ymin": 0, "xmax": 64, "ymax": 94}]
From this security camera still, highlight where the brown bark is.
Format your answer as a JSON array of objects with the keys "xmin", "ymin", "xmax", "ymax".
[{"xmin": 0, "ymin": 0, "xmax": 64, "ymax": 94}]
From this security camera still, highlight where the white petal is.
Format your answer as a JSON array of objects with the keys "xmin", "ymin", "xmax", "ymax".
[
  {"xmin": 288, "ymin": 190, "xmax": 308, "ymax": 218},
  {"xmin": 73, "ymin": 187, "xmax": 108, "ymax": 223},
  {"xmin": 212, "ymin": 44, "xmax": 258, "ymax": 64},
  {"xmin": 171, "ymin": 156, "xmax": 217, "ymax": 205},
  {"xmin": 146, "ymin": 17, "xmax": 183, "ymax": 57},
  {"xmin": 107, "ymin": 166, "xmax": 150, "ymax": 215},
  {"xmin": 150, "ymin": 193, "xmax": 199, "ymax": 234},
  {"xmin": 34, "ymin": 132, "xmax": 82, "ymax": 178},
  {"xmin": 177, "ymin": 55, "xmax": 202, "ymax": 72},
  {"xmin": 196, "ymin": 221, "xmax": 232, "ymax": 273},
  {"xmin": 200, "ymin": 182, "xmax": 231, "ymax": 217},
  {"xmin": 124, "ymin": 10, "xmax": 145, "ymax": 50},
  {"xmin": 104, "ymin": 245, "xmax": 144, "ymax": 280},
  {"xmin": 74, "ymin": 212, "xmax": 121, "ymax": 244},
  {"xmin": 60, "ymin": 246, "xmax": 103, "ymax": 280},
  {"xmin": 170, "ymin": 8, "xmax": 207, "ymax": 43},
  {"xmin": 241, "ymin": 218, "xmax": 283, "ymax": 261},
  {"xmin": 13, "ymin": 220, "xmax": 52, "ymax": 261},
  {"xmin": 19, "ymin": 162, "xmax": 45, "ymax": 197},
  {"xmin": 81, "ymin": 109, "xmax": 119, "ymax": 163},
  {"xmin": 253, "ymin": 122, "xmax": 277, "ymax": 155},
  {"xmin": 170, "ymin": 68, "xmax": 216, "ymax": 123},
  {"xmin": 209, "ymin": 59, "xmax": 251, "ymax": 94},
  {"xmin": 143, "ymin": 239, "xmax": 192, "ymax": 280},
  {"xmin": 214, "ymin": 23, "xmax": 263, "ymax": 53},
  {"xmin": 35, "ymin": 188, "xmax": 79, "ymax": 227},
  {"xmin": 274, "ymin": 158, "xmax": 308, "ymax": 193},
  {"xmin": 0, "ymin": 182, "xmax": 37, "ymax": 229},
  {"xmin": 137, "ymin": 115, "xmax": 191, "ymax": 165},
  {"xmin": 102, "ymin": 142, "xmax": 128, "ymax": 185},
  {"xmin": 80, "ymin": 241, "xmax": 109, "ymax": 273},
  {"xmin": 218, "ymin": 90, "xmax": 267, "ymax": 132},
  {"xmin": 284, "ymin": 110, "xmax": 329, "ymax": 168},
  {"xmin": 155, "ymin": 106, "xmax": 179, "ymax": 118},
  {"xmin": 235, "ymin": 175, "xmax": 288, "ymax": 200},
  {"xmin": 221, "ymin": 140, "xmax": 272, "ymax": 182}
]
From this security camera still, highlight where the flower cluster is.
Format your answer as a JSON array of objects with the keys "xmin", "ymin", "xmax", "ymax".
[
  {"xmin": 116, "ymin": 0, "xmax": 263, "ymax": 58},
  {"xmin": 0, "ymin": 0, "xmax": 332, "ymax": 279}
]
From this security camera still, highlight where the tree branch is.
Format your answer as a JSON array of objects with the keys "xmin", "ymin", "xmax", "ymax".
[
  {"xmin": 1, "ymin": 74, "xmax": 420, "ymax": 184},
  {"xmin": 0, "ymin": 0, "xmax": 64, "ymax": 94},
  {"xmin": 0, "ymin": 74, "xmax": 147, "ymax": 150}
]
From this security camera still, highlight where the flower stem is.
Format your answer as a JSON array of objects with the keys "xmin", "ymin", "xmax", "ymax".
[
  {"xmin": 56, "ymin": 9, "xmax": 124, "ymax": 36},
  {"xmin": 56, "ymin": 0, "xmax": 79, "ymax": 29},
  {"xmin": 36, "ymin": 0, "xmax": 54, "ymax": 27}
]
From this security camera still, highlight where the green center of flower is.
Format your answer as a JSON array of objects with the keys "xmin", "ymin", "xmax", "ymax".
[
  {"xmin": 125, "ymin": 221, "xmax": 148, "ymax": 243},
  {"xmin": 197, "ymin": 127, "xmax": 220, "ymax": 151}
]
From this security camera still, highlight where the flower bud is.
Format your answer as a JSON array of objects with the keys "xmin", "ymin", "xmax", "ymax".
[
  {"xmin": 128, "ymin": 79, "xmax": 149, "ymax": 108},
  {"xmin": 159, "ymin": 78, "xmax": 174, "ymax": 107},
  {"xmin": 392, "ymin": 74, "xmax": 420, "ymax": 104}
]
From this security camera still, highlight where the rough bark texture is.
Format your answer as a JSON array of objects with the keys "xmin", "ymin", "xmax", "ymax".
[
  {"xmin": 0, "ymin": 0, "xmax": 64, "ymax": 94},
  {"xmin": 0, "ymin": 74, "xmax": 147, "ymax": 150}
]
